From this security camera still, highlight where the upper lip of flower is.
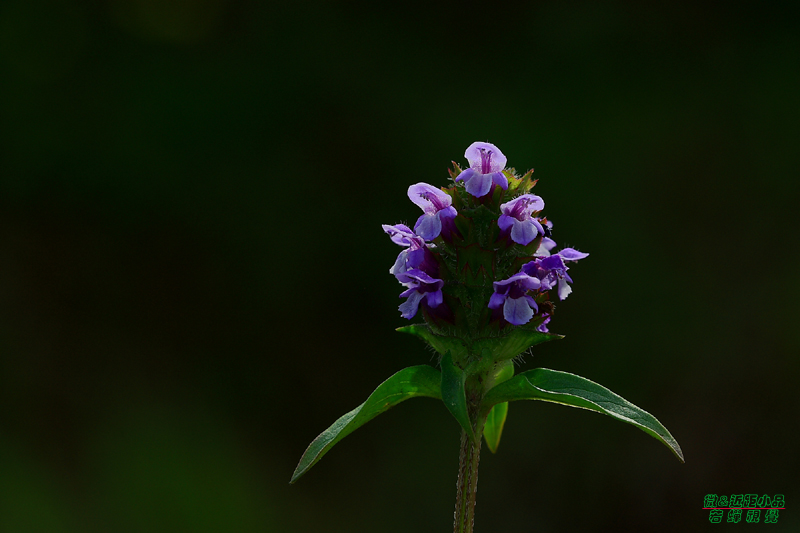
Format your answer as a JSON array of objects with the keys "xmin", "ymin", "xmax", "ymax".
[
  {"xmin": 455, "ymin": 141, "xmax": 509, "ymax": 197},
  {"xmin": 465, "ymin": 142, "xmax": 507, "ymax": 174},
  {"xmin": 407, "ymin": 183, "xmax": 457, "ymax": 241}
]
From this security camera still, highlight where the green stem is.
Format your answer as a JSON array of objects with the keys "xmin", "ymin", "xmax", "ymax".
[{"xmin": 453, "ymin": 418, "xmax": 485, "ymax": 533}]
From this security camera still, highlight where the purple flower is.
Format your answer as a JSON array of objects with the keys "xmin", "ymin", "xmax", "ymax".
[
  {"xmin": 536, "ymin": 315, "xmax": 552, "ymax": 333},
  {"xmin": 455, "ymin": 142, "xmax": 509, "ymax": 197},
  {"xmin": 398, "ymin": 269, "xmax": 444, "ymax": 319},
  {"xmin": 535, "ymin": 220, "xmax": 557, "ymax": 257},
  {"xmin": 488, "ymin": 272, "xmax": 542, "ymax": 325},
  {"xmin": 383, "ymin": 223, "xmax": 426, "ymax": 280},
  {"xmin": 522, "ymin": 248, "xmax": 589, "ymax": 300},
  {"xmin": 498, "ymin": 194, "xmax": 545, "ymax": 246},
  {"xmin": 408, "ymin": 183, "xmax": 457, "ymax": 241}
]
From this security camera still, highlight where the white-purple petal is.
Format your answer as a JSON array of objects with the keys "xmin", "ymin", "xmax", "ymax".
[
  {"xmin": 464, "ymin": 172, "xmax": 493, "ymax": 197},
  {"xmin": 414, "ymin": 213, "xmax": 442, "ymax": 241},
  {"xmin": 510, "ymin": 219, "xmax": 538, "ymax": 246},
  {"xmin": 488, "ymin": 292, "xmax": 506, "ymax": 309},
  {"xmin": 426, "ymin": 290, "xmax": 443, "ymax": 308},
  {"xmin": 465, "ymin": 142, "xmax": 507, "ymax": 174},
  {"xmin": 493, "ymin": 271, "xmax": 533, "ymax": 289},
  {"xmin": 536, "ymin": 315, "xmax": 551, "ymax": 333},
  {"xmin": 498, "ymin": 214, "xmax": 515, "ymax": 232},
  {"xmin": 455, "ymin": 168, "xmax": 476, "ymax": 183},
  {"xmin": 503, "ymin": 297, "xmax": 534, "ymax": 326},
  {"xmin": 535, "ymin": 237, "xmax": 557, "ymax": 257},
  {"xmin": 491, "ymin": 171, "xmax": 508, "ymax": 190},
  {"xmin": 530, "ymin": 217, "xmax": 544, "ymax": 236},
  {"xmin": 383, "ymin": 223, "xmax": 417, "ymax": 247},
  {"xmin": 437, "ymin": 206, "xmax": 458, "ymax": 222},
  {"xmin": 399, "ymin": 291, "xmax": 425, "ymax": 319},
  {"xmin": 408, "ymin": 183, "xmax": 452, "ymax": 215},
  {"xmin": 390, "ymin": 250, "xmax": 408, "ymax": 277},
  {"xmin": 558, "ymin": 248, "xmax": 589, "ymax": 261},
  {"xmin": 557, "ymin": 277, "xmax": 573, "ymax": 300},
  {"xmin": 500, "ymin": 194, "xmax": 545, "ymax": 220}
]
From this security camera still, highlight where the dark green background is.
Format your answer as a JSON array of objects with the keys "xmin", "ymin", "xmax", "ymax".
[{"xmin": 1, "ymin": 1, "xmax": 798, "ymax": 531}]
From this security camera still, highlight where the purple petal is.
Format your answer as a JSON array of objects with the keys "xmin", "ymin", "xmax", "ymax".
[
  {"xmin": 500, "ymin": 194, "xmax": 545, "ymax": 219},
  {"xmin": 426, "ymin": 290, "xmax": 443, "ymax": 308},
  {"xmin": 493, "ymin": 272, "xmax": 533, "ymax": 289},
  {"xmin": 518, "ymin": 275, "xmax": 541, "ymax": 291},
  {"xmin": 383, "ymin": 223, "xmax": 416, "ymax": 246},
  {"xmin": 558, "ymin": 248, "xmax": 589, "ymax": 261},
  {"xmin": 557, "ymin": 278, "xmax": 572, "ymax": 300},
  {"xmin": 497, "ymin": 214, "xmax": 514, "ymax": 232},
  {"xmin": 437, "ymin": 206, "xmax": 458, "ymax": 222},
  {"xmin": 390, "ymin": 250, "xmax": 408, "ymax": 277},
  {"xmin": 406, "ymin": 248, "xmax": 424, "ymax": 269},
  {"xmin": 503, "ymin": 296, "xmax": 534, "ymax": 325},
  {"xmin": 491, "ymin": 171, "xmax": 508, "ymax": 190},
  {"xmin": 399, "ymin": 285, "xmax": 418, "ymax": 298},
  {"xmin": 455, "ymin": 168, "xmax": 476, "ymax": 183},
  {"xmin": 535, "ymin": 237, "xmax": 557, "ymax": 257},
  {"xmin": 403, "ymin": 268, "xmax": 441, "ymax": 286},
  {"xmin": 530, "ymin": 218, "xmax": 544, "ymax": 235},
  {"xmin": 408, "ymin": 183, "xmax": 451, "ymax": 214},
  {"xmin": 539, "ymin": 254, "xmax": 567, "ymax": 272},
  {"xmin": 399, "ymin": 291, "xmax": 425, "ymax": 319},
  {"xmin": 414, "ymin": 213, "xmax": 442, "ymax": 241},
  {"xmin": 524, "ymin": 295, "xmax": 539, "ymax": 312},
  {"xmin": 510, "ymin": 219, "xmax": 537, "ymax": 246},
  {"xmin": 536, "ymin": 315, "xmax": 551, "ymax": 333},
  {"xmin": 488, "ymin": 292, "xmax": 506, "ymax": 309},
  {"xmin": 464, "ymin": 142, "xmax": 507, "ymax": 173},
  {"xmin": 464, "ymin": 172, "xmax": 493, "ymax": 197}
]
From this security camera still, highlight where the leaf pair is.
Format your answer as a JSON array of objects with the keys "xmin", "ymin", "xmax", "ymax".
[{"xmin": 291, "ymin": 364, "xmax": 683, "ymax": 483}]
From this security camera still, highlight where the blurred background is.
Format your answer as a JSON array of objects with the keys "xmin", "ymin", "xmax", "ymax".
[{"xmin": 1, "ymin": 0, "xmax": 798, "ymax": 531}]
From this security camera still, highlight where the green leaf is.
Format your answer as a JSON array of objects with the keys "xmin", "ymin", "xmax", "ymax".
[
  {"xmin": 482, "ymin": 368, "xmax": 684, "ymax": 462},
  {"xmin": 440, "ymin": 351, "xmax": 475, "ymax": 442},
  {"xmin": 290, "ymin": 365, "xmax": 442, "ymax": 483},
  {"xmin": 483, "ymin": 360, "xmax": 514, "ymax": 453},
  {"xmin": 483, "ymin": 402, "xmax": 508, "ymax": 454}
]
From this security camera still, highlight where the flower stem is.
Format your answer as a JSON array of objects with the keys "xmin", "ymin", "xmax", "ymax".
[{"xmin": 453, "ymin": 419, "xmax": 485, "ymax": 533}]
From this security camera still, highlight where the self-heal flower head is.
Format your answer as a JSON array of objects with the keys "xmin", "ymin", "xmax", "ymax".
[
  {"xmin": 498, "ymin": 194, "xmax": 545, "ymax": 246},
  {"xmin": 488, "ymin": 272, "xmax": 542, "ymax": 326},
  {"xmin": 522, "ymin": 248, "xmax": 588, "ymax": 300},
  {"xmin": 408, "ymin": 183, "xmax": 457, "ymax": 241},
  {"xmin": 398, "ymin": 269, "xmax": 444, "ymax": 319},
  {"xmin": 455, "ymin": 142, "xmax": 509, "ymax": 197}
]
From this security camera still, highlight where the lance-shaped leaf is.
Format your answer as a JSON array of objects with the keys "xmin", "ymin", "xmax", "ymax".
[
  {"xmin": 482, "ymin": 368, "xmax": 684, "ymax": 462},
  {"xmin": 483, "ymin": 402, "xmax": 508, "ymax": 454},
  {"xmin": 440, "ymin": 351, "xmax": 475, "ymax": 442},
  {"xmin": 483, "ymin": 360, "xmax": 515, "ymax": 453},
  {"xmin": 290, "ymin": 365, "xmax": 442, "ymax": 483}
]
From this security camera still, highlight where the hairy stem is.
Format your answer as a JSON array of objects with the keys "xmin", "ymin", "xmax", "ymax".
[{"xmin": 453, "ymin": 418, "xmax": 485, "ymax": 533}]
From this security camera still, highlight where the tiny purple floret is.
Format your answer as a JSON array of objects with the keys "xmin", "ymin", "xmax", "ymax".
[
  {"xmin": 408, "ymin": 183, "xmax": 457, "ymax": 241},
  {"xmin": 383, "ymin": 224, "xmax": 426, "ymax": 281},
  {"xmin": 498, "ymin": 194, "xmax": 545, "ymax": 246},
  {"xmin": 398, "ymin": 269, "xmax": 444, "ymax": 319},
  {"xmin": 455, "ymin": 142, "xmax": 509, "ymax": 197},
  {"xmin": 488, "ymin": 272, "xmax": 542, "ymax": 325},
  {"xmin": 522, "ymin": 248, "xmax": 588, "ymax": 300}
]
